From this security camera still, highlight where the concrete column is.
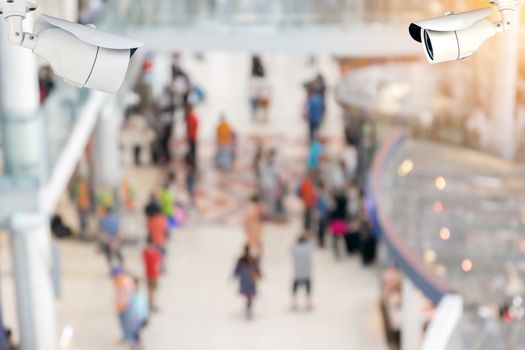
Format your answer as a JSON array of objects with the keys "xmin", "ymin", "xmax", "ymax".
[
  {"xmin": 9, "ymin": 214, "xmax": 56, "ymax": 350},
  {"xmin": 485, "ymin": 10, "xmax": 521, "ymax": 160},
  {"xmin": 402, "ymin": 278, "xmax": 421, "ymax": 350}
]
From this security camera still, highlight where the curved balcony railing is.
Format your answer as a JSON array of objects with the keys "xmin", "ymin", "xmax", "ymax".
[
  {"xmin": 367, "ymin": 131, "xmax": 455, "ymax": 305},
  {"xmin": 368, "ymin": 131, "xmax": 525, "ymax": 349}
]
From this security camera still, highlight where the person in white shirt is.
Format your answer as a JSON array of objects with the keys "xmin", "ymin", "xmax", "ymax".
[{"xmin": 291, "ymin": 232, "xmax": 316, "ymax": 310}]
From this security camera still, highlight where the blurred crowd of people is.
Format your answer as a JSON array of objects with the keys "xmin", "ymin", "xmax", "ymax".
[
  {"xmin": 49, "ymin": 52, "xmax": 380, "ymax": 346},
  {"xmin": 233, "ymin": 57, "xmax": 378, "ymax": 320}
]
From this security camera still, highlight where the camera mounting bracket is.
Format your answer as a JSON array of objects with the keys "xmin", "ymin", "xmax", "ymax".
[
  {"xmin": 490, "ymin": 0, "xmax": 524, "ymax": 31},
  {"xmin": 0, "ymin": 0, "xmax": 37, "ymax": 48}
]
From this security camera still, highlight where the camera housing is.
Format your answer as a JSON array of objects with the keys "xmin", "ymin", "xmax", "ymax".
[
  {"xmin": 33, "ymin": 15, "xmax": 143, "ymax": 94},
  {"xmin": 409, "ymin": 1, "xmax": 524, "ymax": 64},
  {"xmin": 0, "ymin": 1, "xmax": 143, "ymax": 94},
  {"xmin": 409, "ymin": 8, "xmax": 497, "ymax": 64}
]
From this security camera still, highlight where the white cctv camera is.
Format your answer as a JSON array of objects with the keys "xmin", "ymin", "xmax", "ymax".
[
  {"xmin": 409, "ymin": 0, "xmax": 523, "ymax": 64},
  {"xmin": 0, "ymin": 0, "xmax": 143, "ymax": 94}
]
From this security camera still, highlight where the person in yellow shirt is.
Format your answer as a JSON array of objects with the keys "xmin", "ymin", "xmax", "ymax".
[{"xmin": 216, "ymin": 114, "xmax": 235, "ymax": 171}]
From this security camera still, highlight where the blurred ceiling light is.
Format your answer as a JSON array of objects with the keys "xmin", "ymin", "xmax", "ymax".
[
  {"xmin": 520, "ymin": 240, "xmax": 525, "ymax": 253},
  {"xmin": 440, "ymin": 227, "xmax": 451, "ymax": 240},
  {"xmin": 398, "ymin": 159, "xmax": 414, "ymax": 177},
  {"xmin": 433, "ymin": 201, "xmax": 444, "ymax": 214},
  {"xmin": 435, "ymin": 264, "xmax": 447, "ymax": 276},
  {"xmin": 461, "ymin": 259, "xmax": 473, "ymax": 272},
  {"xmin": 435, "ymin": 176, "xmax": 447, "ymax": 190},
  {"xmin": 424, "ymin": 249, "xmax": 437, "ymax": 264}
]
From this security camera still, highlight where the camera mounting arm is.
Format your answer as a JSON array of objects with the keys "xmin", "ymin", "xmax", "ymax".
[
  {"xmin": 0, "ymin": 0, "xmax": 38, "ymax": 49},
  {"xmin": 490, "ymin": 0, "xmax": 524, "ymax": 31}
]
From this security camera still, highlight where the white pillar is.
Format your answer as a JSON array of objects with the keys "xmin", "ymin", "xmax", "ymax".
[
  {"xmin": 0, "ymin": 17, "xmax": 56, "ymax": 350},
  {"xmin": 9, "ymin": 214, "xmax": 56, "ymax": 350},
  {"xmin": 402, "ymin": 278, "xmax": 421, "ymax": 350},
  {"xmin": 92, "ymin": 101, "xmax": 123, "ymax": 189},
  {"xmin": 486, "ymin": 10, "xmax": 521, "ymax": 160},
  {"xmin": 0, "ymin": 16, "xmax": 45, "ymax": 179}
]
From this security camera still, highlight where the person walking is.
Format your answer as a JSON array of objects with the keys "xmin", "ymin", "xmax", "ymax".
[
  {"xmin": 185, "ymin": 163, "xmax": 197, "ymax": 208},
  {"xmin": 307, "ymin": 136, "xmax": 324, "ymax": 173},
  {"xmin": 146, "ymin": 202, "xmax": 168, "ymax": 260},
  {"xmin": 299, "ymin": 173, "xmax": 317, "ymax": 231},
  {"xmin": 234, "ymin": 245, "xmax": 261, "ymax": 320},
  {"xmin": 98, "ymin": 207, "xmax": 123, "ymax": 270},
  {"xmin": 243, "ymin": 195, "xmax": 263, "ymax": 258},
  {"xmin": 315, "ymin": 183, "xmax": 331, "ymax": 248},
  {"xmin": 144, "ymin": 192, "xmax": 161, "ymax": 218},
  {"xmin": 259, "ymin": 149, "xmax": 280, "ymax": 218},
  {"xmin": 71, "ymin": 174, "xmax": 91, "ymax": 239},
  {"xmin": 159, "ymin": 182, "xmax": 176, "ymax": 230},
  {"xmin": 112, "ymin": 267, "xmax": 134, "ymax": 345},
  {"xmin": 142, "ymin": 238, "xmax": 163, "ymax": 312},
  {"xmin": 130, "ymin": 277, "xmax": 149, "ymax": 350},
  {"xmin": 329, "ymin": 191, "xmax": 348, "ymax": 259},
  {"xmin": 250, "ymin": 55, "xmax": 270, "ymax": 122},
  {"xmin": 291, "ymin": 232, "xmax": 315, "ymax": 310},
  {"xmin": 185, "ymin": 103, "xmax": 199, "ymax": 168},
  {"xmin": 216, "ymin": 114, "xmax": 235, "ymax": 171},
  {"xmin": 306, "ymin": 88, "xmax": 325, "ymax": 143}
]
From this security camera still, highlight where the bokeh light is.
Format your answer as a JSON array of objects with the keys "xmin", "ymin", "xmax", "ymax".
[
  {"xmin": 461, "ymin": 259, "xmax": 473, "ymax": 272},
  {"xmin": 435, "ymin": 176, "xmax": 447, "ymax": 190},
  {"xmin": 398, "ymin": 159, "xmax": 414, "ymax": 177},
  {"xmin": 440, "ymin": 227, "xmax": 451, "ymax": 240}
]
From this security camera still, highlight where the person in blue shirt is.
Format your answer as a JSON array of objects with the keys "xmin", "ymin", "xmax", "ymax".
[
  {"xmin": 307, "ymin": 89, "xmax": 325, "ymax": 142},
  {"xmin": 307, "ymin": 136, "xmax": 324, "ymax": 171},
  {"xmin": 130, "ymin": 277, "xmax": 149, "ymax": 350},
  {"xmin": 98, "ymin": 206, "xmax": 123, "ymax": 269}
]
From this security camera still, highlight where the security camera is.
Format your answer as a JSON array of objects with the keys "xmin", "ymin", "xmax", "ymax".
[
  {"xmin": 409, "ymin": 0, "xmax": 523, "ymax": 64},
  {"xmin": 0, "ymin": 0, "xmax": 143, "ymax": 94}
]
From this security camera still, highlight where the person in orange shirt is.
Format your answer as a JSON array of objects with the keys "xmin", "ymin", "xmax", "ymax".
[
  {"xmin": 243, "ymin": 195, "xmax": 263, "ymax": 258},
  {"xmin": 112, "ymin": 267, "xmax": 134, "ymax": 344},
  {"xmin": 216, "ymin": 114, "xmax": 234, "ymax": 171},
  {"xmin": 73, "ymin": 177, "xmax": 90, "ymax": 239},
  {"xmin": 185, "ymin": 103, "xmax": 199, "ymax": 168},
  {"xmin": 299, "ymin": 172, "xmax": 317, "ymax": 231}
]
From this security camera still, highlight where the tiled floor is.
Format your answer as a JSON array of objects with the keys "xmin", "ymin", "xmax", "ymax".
[{"xmin": 55, "ymin": 222, "xmax": 387, "ymax": 350}]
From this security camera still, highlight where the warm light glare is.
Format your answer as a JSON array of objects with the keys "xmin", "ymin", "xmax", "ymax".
[
  {"xmin": 440, "ymin": 228, "xmax": 451, "ymax": 240},
  {"xmin": 435, "ymin": 176, "xmax": 447, "ymax": 190},
  {"xmin": 461, "ymin": 259, "xmax": 473, "ymax": 272},
  {"xmin": 398, "ymin": 159, "xmax": 414, "ymax": 177},
  {"xmin": 424, "ymin": 249, "xmax": 437, "ymax": 264},
  {"xmin": 433, "ymin": 201, "xmax": 444, "ymax": 214},
  {"xmin": 59, "ymin": 325, "xmax": 74, "ymax": 349}
]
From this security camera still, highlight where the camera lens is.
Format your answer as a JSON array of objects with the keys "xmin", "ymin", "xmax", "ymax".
[{"xmin": 424, "ymin": 30, "xmax": 434, "ymax": 61}]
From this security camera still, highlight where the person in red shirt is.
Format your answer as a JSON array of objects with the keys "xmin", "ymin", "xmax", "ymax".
[
  {"xmin": 142, "ymin": 239, "xmax": 163, "ymax": 311},
  {"xmin": 299, "ymin": 172, "xmax": 317, "ymax": 232},
  {"xmin": 185, "ymin": 103, "xmax": 199, "ymax": 167},
  {"xmin": 147, "ymin": 212, "xmax": 168, "ymax": 252}
]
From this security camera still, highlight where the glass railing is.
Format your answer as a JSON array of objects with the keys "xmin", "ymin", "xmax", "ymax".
[{"xmin": 103, "ymin": 0, "xmax": 459, "ymax": 29}]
